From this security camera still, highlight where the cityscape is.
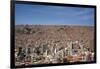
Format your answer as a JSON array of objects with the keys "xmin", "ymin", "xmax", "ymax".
[
  {"xmin": 15, "ymin": 25, "xmax": 94, "ymax": 66},
  {"xmin": 15, "ymin": 3, "xmax": 95, "ymax": 66}
]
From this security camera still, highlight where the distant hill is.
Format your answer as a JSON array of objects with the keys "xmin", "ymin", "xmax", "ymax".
[{"xmin": 15, "ymin": 25, "xmax": 94, "ymax": 52}]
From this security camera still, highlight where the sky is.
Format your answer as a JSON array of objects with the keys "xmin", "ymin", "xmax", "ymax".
[{"xmin": 15, "ymin": 4, "xmax": 95, "ymax": 26}]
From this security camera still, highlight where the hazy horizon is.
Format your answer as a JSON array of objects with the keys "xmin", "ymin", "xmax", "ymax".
[{"xmin": 15, "ymin": 24, "xmax": 94, "ymax": 27}]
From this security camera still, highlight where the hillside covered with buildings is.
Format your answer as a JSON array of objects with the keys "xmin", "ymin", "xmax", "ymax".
[{"xmin": 15, "ymin": 25, "xmax": 95, "ymax": 66}]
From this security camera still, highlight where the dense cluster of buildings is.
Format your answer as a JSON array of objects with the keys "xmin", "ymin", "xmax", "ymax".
[
  {"xmin": 15, "ymin": 25, "xmax": 94, "ymax": 66},
  {"xmin": 15, "ymin": 39, "xmax": 94, "ymax": 66}
]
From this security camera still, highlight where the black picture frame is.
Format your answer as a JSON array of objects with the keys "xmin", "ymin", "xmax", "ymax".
[{"xmin": 10, "ymin": 0, "xmax": 97, "ymax": 68}]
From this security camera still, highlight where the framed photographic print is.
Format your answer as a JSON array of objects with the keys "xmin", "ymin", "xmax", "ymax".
[{"xmin": 10, "ymin": 1, "xmax": 96, "ymax": 68}]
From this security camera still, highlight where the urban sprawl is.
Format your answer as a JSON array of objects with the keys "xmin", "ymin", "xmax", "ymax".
[{"xmin": 15, "ymin": 25, "xmax": 94, "ymax": 66}]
